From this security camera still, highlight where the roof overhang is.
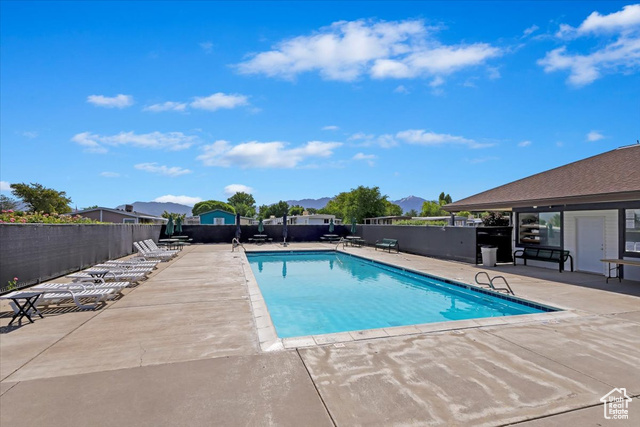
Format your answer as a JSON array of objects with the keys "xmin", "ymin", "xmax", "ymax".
[{"xmin": 443, "ymin": 190, "xmax": 640, "ymax": 212}]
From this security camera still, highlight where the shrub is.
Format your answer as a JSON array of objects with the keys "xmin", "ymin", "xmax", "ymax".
[{"xmin": 0, "ymin": 210, "xmax": 100, "ymax": 224}]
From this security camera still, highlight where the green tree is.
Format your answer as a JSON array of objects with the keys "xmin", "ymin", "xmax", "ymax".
[
  {"xmin": 10, "ymin": 182, "xmax": 72, "ymax": 214},
  {"xmin": 438, "ymin": 192, "xmax": 453, "ymax": 205},
  {"xmin": 305, "ymin": 207, "xmax": 318, "ymax": 214},
  {"xmin": 257, "ymin": 201, "xmax": 289, "ymax": 219},
  {"xmin": 321, "ymin": 186, "xmax": 390, "ymax": 223},
  {"xmin": 289, "ymin": 205, "xmax": 305, "ymax": 216},
  {"xmin": 405, "ymin": 209, "xmax": 419, "ymax": 217},
  {"xmin": 192, "ymin": 200, "xmax": 236, "ymax": 216},
  {"xmin": 161, "ymin": 211, "xmax": 186, "ymax": 220},
  {"xmin": 227, "ymin": 192, "xmax": 256, "ymax": 217},
  {"xmin": 266, "ymin": 201, "xmax": 290, "ymax": 218},
  {"xmin": 84, "ymin": 205, "xmax": 99, "ymax": 210},
  {"xmin": 420, "ymin": 200, "xmax": 447, "ymax": 217},
  {"xmin": 0, "ymin": 194, "xmax": 19, "ymax": 211},
  {"xmin": 384, "ymin": 200, "xmax": 403, "ymax": 216}
]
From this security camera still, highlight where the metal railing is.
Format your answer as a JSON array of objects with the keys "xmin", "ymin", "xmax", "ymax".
[{"xmin": 474, "ymin": 271, "xmax": 514, "ymax": 295}]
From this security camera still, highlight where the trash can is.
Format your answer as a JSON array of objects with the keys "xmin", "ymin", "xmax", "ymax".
[{"xmin": 481, "ymin": 246, "xmax": 498, "ymax": 267}]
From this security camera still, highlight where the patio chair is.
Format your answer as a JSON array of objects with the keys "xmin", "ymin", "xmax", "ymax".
[
  {"xmin": 34, "ymin": 286, "xmax": 117, "ymax": 310},
  {"xmin": 66, "ymin": 269, "xmax": 149, "ymax": 282},
  {"xmin": 137, "ymin": 241, "xmax": 178, "ymax": 257},
  {"xmin": 103, "ymin": 260, "xmax": 160, "ymax": 269},
  {"xmin": 133, "ymin": 242, "xmax": 174, "ymax": 260},
  {"xmin": 144, "ymin": 240, "xmax": 179, "ymax": 255},
  {"xmin": 33, "ymin": 279, "xmax": 131, "ymax": 296}
]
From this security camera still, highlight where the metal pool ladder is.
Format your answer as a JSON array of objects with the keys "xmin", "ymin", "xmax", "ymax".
[
  {"xmin": 475, "ymin": 272, "xmax": 514, "ymax": 295},
  {"xmin": 231, "ymin": 238, "xmax": 245, "ymax": 252}
]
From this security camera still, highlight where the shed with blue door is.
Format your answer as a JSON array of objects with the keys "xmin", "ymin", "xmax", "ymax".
[{"xmin": 198, "ymin": 209, "xmax": 237, "ymax": 225}]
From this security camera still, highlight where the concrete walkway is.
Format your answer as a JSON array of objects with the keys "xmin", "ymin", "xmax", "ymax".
[{"xmin": 1, "ymin": 244, "xmax": 639, "ymax": 426}]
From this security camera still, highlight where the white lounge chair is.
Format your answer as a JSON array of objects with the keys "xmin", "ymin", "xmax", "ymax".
[
  {"xmin": 33, "ymin": 279, "xmax": 131, "ymax": 295},
  {"xmin": 67, "ymin": 269, "xmax": 149, "ymax": 282},
  {"xmin": 142, "ymin": 240, "xmax": 179, "ymax": 255},
  {"xmin": 35, "ymin": 287, "xmax": 117, "ymax": 310},
  {"xmin": 133, "ymin": 242, "xmax": 174, "ymax": 260},
  {"xmin": 102, "ymin": 260, "xmax": 159, "ymax": 269}
]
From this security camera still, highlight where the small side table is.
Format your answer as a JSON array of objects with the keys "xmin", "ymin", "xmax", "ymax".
[{"xmin": 1, "ymin": 291, "xmax": 44, "ymax": 326}]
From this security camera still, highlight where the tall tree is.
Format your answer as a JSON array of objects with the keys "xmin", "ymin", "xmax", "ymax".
[
  {"xmin": 10, "ymin": 182, "xmax": 72, "ymax": 213},
  {"xmin": 405, "ymin": 209, "xmax": 419, "ymax": 217},
  {"xmin": 192, "ymin": 200, "xmax": 236, "ymax": 216},
  {"xmin": 263, "ymin": 200, "xmax": 289, "ymax": 218},
  {"xmin": 0, "ymin": 194, "xmax": 19, "ymax": 211},
  {"xmin": 227, "ymin": 192, "xmax": 256, "ymax": 217},
  {"xmin": 321, "ymin": 186, "xmax": 390, "ymax": 223},
  {"xmin": 420, "ymin": 200, "xmax": 447, "ymax": 217},
  {"xmin": 384, "ymin": 200, "xmax": 403, "ymax": 216},
  {"xmin": 288, "ymin": 205, "xmax": 305, "ymax": 216}
]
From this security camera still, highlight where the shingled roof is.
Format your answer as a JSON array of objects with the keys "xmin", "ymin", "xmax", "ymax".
[{"xmin": 444, "ymin": 144, "xmax": 640, "ymax": 212}]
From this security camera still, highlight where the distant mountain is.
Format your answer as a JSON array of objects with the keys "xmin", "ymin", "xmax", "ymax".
[
  {"xmin": 286, "ymin": 197, "xmax": 332, "ymax": 210},
  {"xmin": 115, "ymin": 201, "xmax": 193, "ymax": 217},
  {"xmin": 391, "ymin": 196, "xmax": 426, "ymax": 214}
]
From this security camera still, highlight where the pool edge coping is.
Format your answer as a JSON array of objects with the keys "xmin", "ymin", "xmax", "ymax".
[{"xmin": 241, "ymin": 249, "xmax": 578, "ymax": 352}]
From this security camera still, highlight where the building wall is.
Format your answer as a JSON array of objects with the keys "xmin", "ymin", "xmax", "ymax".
[
  {"xmin": 79, "ymin": 210, "xmax": 137, "ymax": 223},
  {"xmin": 199, "ymin": 210, "xmax": 236, "ymax": 225}
]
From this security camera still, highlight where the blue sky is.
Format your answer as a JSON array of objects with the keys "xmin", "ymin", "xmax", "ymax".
[{"xmin": 1, "ymin": 1, "xmax": 639, "ymax": 210}]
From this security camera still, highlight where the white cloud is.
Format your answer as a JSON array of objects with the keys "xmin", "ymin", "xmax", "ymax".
[
  {"xmin": 576, "ymin": 4, "xmax": 640, "ymax": 35},
  {"xmin": 153, "ymin": 195, "xmax": 202, "ymax": 206},
  {"xmin": 353, "ymin": 152, "xmax": 376, "ymax": 160},
  {"xmin": 541, "ymin": 4, "xmax": 640, "ymax": 86},
  {"xmin": 134, "ymin": 163, "xmax": 192, "ymax": 177},
  {"xmin": 87, "ymin": 94, "xmax": 134, "ymax": 108},
  {"xmin": 100, "ymin": 171, "xmax": 120, "ymax": 178},
  {"xmin": 143, "ymin": 101, "xmax": 187, "ymax": 112},
  {"xmin": 0, "ymin": 181, "xmax": 11, "ymax": 191},
  {"xmin": 394, "ymin": 85, "xmax": 410, "ymax": 93},
  {"xmin": 197, "ymin": 140, "xmax": 341, "ymax": 168},
  {"xmin": 466, "ymin": 156, "xmax": 499, "ymax": 164},
  {"xmin": 200, "ymin": 41, "xmax": 213, "ymax": 54},
  {"xmin": 224, "ymin": 184, "xmax": 254, "ymax": 195},
  {"xmin": 429, "ymin": 76, "xmax": 445, "ymax": 87},
  {"xmin": 370, "ymin": 44, "xmax": 501, "ymax": 79},
  {"xmin": 322, "ymin": 125, "xmax": 339, "ymax": 130},
  {"xmin": 587, "ymin": 130, "xmax": 605, "ymax": 141},
  {"xmin": 237, "ymin": 19, "xmax": 501, "ymax": 82},
  {"xmin": 518, "ymin": 140, "xmax": 532, "ymax": 147},
  {"xmin": 190, "ymin": 93, "xmax": 249, "ymax": 111},
  {"xmin": 353, "ymin": 152, "xmax": 376, "ymax": 167},
  {"xmin": 523, "ymin": 25, "xmax": 540, "ymax": 37},
  {"xmin": 71, "ymin": 131, "xmax": 196, "ymax": 153},
  {"xmin": 396, "ymin": 129, "xmax": 494, "ymax": 149},
  {"xmin": 20, "ymin": 131, "xmax": 38, "ymax": 139},
  {"xmin": 349, "ymin": 132, "xmax": 398, "ymax": 148}
]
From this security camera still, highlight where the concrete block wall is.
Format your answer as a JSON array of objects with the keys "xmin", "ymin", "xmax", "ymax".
[
  {"xmin": 356, "ymin": 225, "xmax": 478, "ymax": 263},
  {"xmin": 169, "ymin": 224, "xmax": 351, "ymax": 244},
  {"xmin": 0, "ymin": 224, "xmax": 161, "ymax": 290}
]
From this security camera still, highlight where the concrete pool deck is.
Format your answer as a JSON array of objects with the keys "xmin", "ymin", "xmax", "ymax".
[{"xmin": 1, "ymin": 243, "xmax": 639, "ymax": 426}]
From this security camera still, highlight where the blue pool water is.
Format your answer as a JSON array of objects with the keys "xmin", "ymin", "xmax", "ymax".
[{"xmin": 247, "ymin": 251, "xmax": 553, "ymax": 338}]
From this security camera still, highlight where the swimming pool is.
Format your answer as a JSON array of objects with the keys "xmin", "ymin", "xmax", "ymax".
[{"xmin": 246, "ymin": 251, "xmax": 556, "ymax": 338}]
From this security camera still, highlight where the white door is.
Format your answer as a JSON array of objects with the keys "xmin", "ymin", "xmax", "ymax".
[{"xmin": 576, "ymin": 217, "xmax": 605, "ymax": 274}]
